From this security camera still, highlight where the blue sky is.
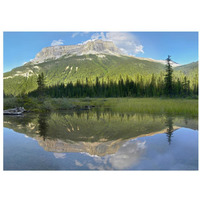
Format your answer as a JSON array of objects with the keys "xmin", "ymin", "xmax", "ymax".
[{"xmin": 4, "ymin": 32, "xmax": 198, "ymax": 72}]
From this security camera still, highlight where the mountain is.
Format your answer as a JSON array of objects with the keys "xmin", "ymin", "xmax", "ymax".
[
  {"xmin": 32, "ymin": 39, "xmax": 123, "ymax": 64},
  {"xmin": 174, "ymin": 61, "xmax": 198, "ymax": 75},
  {"xmin": 135, "ymin": 56, "xmax": 181, "ymax": 67},
  {"xmin": 3, "ymin": 40, "xmax": 198, "ymax": 95}
]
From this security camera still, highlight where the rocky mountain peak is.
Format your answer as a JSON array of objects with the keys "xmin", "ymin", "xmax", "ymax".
[
  {"xmin": 32, "ymin": 40, "xmax": 123, "ymax": 64},
  {"xmin": 82, "ymin": 39, "xmax": 123, "ymax": 54}
]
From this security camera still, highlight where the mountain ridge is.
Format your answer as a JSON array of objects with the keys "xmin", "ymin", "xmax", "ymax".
[
  {"xmin": 32, "ymin": 39, "xmax": 123, "ymax": 64},
  {"xmin": 3, "ymin": 40, "xmax": 198, "ymax": 96},
  {"xmin": 30, "ymin": 39, "xmax": 180, "ymax": 67}
]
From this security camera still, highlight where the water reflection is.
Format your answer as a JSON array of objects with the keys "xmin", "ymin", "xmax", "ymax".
[
  {"xmin": 165, "ymin": 116, "xmax": 174, "ymax": 145},
  {"xmin": 4, "ymin": 110, "xmax": 198, "ymax": 156},
  {"xmin": 38, "ymin": 114, "xmax": 48, "ymax": 141},
  {"xmin": 107, "ymin": 140, "xmax": 146, "ymax": 170},
  {"xmin": 3, "ymin": 110, "xmax": 198, "ymax": 170}
]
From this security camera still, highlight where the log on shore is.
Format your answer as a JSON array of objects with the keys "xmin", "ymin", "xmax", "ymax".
[{"xmin": 3, "ymin": 107, "xmax": 26, "ymax": 115}]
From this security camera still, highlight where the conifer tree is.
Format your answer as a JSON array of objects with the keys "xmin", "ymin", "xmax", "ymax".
[
  {"xmin": 37, "ymin": 72, "xmax": 46, "ymax": 102},
  {"xmin": 164, "ymin": 55, "xmax": 173, "ymax": 96}
]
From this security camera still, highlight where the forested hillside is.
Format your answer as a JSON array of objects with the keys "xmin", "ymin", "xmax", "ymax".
[{"xmin": 3, "ymin": 52, "xmax": 198, "ymax": 97}]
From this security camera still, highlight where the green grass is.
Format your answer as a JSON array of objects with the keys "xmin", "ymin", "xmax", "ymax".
[
  {"xmin": 3, "ymin": 97, "xmax": 21, "ymax": 109},
  {"xmin": 65, "ymin": 97, "xmax": 198, "ymax": 117},
  {"xmin": 56, "ymin": 97, "xmax": 198, "ymax": 117},
  {"xmin": 4, "ymin": 97, "xmax": 198, "ymax": 117},
  {"xmin": 103, "ymin": 98, "xmax": 198, "ymax": 117}
]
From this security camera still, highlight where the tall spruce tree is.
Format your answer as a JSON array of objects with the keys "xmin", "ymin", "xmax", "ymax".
[
  {"xmin": 164, "ymin": 55, "xmax": 173, "ymax": 96},
  {"xmin": 37, "ymin": 72, "xmax": 45, "ymax": 101}
]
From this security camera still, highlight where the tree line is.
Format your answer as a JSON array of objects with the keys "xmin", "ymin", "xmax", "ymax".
[
  {"xmin": 28, "ymin": 56, "xmax": 198, "ymax": 98},
  {"xmin": 29, "ymin": 75, "xmax": 197, "ymax": 98}
]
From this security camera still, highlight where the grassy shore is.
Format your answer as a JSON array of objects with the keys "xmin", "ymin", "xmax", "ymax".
[
  {"xmin": 103, "ymin": 98, "xmax": 198, "ymax": 117},
  {"xmin": 68, "ymin": 98, "xmax": 198, "ymax": 117},
  {"xmin": 4, "ymin": 97, "xmax": 198, "ymax": 117}
]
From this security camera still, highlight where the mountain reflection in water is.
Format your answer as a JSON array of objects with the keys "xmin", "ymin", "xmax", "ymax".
[{"xmin": 3, "ymin": 110, "xmax": 198, "ymax": 170}]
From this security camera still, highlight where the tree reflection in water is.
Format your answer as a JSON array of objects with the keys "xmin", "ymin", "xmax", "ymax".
[
  {"xmin": 38, "ymin": 114, "xmax": 48, "ymax": 141},
  {"xmin": 4, "ymin": 110, "xmax": 197, "ymax": 147},
  {"xmin": 165, "ymin": 116, "xmax": 174, "ymax": 145}
]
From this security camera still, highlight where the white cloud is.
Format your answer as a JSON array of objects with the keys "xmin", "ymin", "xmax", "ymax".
[
  {"xmin": 135, "ymin": 45, "xmax": 144, "ymax": 54},
  {"xmin": 71, "ymin": 32, "xmax": 89, "ymax": 38},
  {"xmin": 91, "ymin": 32, "xmax": 106, "ymax": 40},
  {"xmin": 51, "ymin": 39, "xmax": 64, "ymax": 46},
  {"xmin": 72, "ymin": 32, "xmax": 79, "ymax": 38},
  {"xmin": 105, "ymin": 32, "xmax": 144, "ymax": 55},
  {"xmin": 89, "ymin": 32, "xmax": 144, "ymax": 55},
  {"xmin": 71, "ymin": 32, "xmax": 144, "ymax": 55}
]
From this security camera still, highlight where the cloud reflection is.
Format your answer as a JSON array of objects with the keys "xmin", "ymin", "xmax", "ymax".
[
  {"xmin": 83, "ymin": 139, "xmax": 146, "ymax": 170},
  {"xmin": 108, "ymin": 140, "xmax": 146, "ymax": 169},
  {"xmin": 53, "ymin": 153, "xmax": 66, "ymax": 159}
]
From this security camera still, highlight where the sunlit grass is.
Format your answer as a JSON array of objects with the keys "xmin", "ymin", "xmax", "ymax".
[
  {"xmin": 4, "ymin": 97, "xmax": 198, "ymax": 117},
  {"xmin": 68, "ymin": 97, "xmax": 198, "ymax": 117},
  {"xmin": 103, "ymin": 98, "xmax": 198, "ymax": 117}
]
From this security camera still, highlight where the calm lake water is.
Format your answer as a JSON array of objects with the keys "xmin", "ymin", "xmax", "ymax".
[{"xmin": 4, "ymin": 110, "xmax": 198, "ymax": 170}]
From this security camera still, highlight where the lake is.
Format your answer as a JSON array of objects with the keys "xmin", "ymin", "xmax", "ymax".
[{"xmin": 3, "ymin": 110, "xmax": 198, "ymax": 170}]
